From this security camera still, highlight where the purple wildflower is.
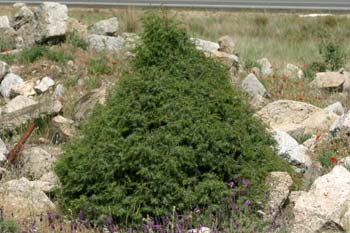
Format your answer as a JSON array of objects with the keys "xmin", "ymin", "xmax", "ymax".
[
  {"xmin": 194, "ymin": 207, "xmax": 200, "ymax": 214},
  {"xmin": 228, "ymin": 180, "xmax": 235, "ymax": 188},
  {"xmin": 78, "ymin": 210, "xmax": 83, "ymax": 221},
  {"xmin": 245, "ymin": 199, "xmax": 252, "ymax": 207},
  {"xmin": 242, "ymin": 179, "xmax": 250, "ymax": 189}
]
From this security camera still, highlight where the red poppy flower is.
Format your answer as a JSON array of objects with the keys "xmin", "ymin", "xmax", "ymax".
[
  {"xmin": 2, "ymin": 48, "xmax": 9, "ymax": 53},
  {"xmin": 299, "ymin": 96, "xmax": 305, "ymax": 101},
  {"xmin": 112, "ymin": 60, "xmax": 117, "ymax": 65},
  {"xmin": 316, "ymin": 133, "xmax": 321, "ymax": 140},
  {"xmin": 330, "ymin": 157, "xmax": 337, "ymax": 164}
]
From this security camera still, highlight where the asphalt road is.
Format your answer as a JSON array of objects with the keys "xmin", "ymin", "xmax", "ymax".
[{"xmin": 1, "ymin": 0, "xmax": 350, "ymax": 10}]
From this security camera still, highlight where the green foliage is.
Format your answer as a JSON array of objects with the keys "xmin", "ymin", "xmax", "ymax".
[
  {"xmin": 319, "ymin": 40, "xmax": 346, "ymax": 71},
  {"xmin": 19, "ymin": 45, "xmax": 48, "ymax": 63},
  {"xmin": 318, "ymin": 149, "xmax": 337, "ymax": 169},
  {"xmin": 88, "ymin": 57, "xmax": 112, "ymax": 75},
  {"xmin": 291, "ymin": 133, "xmax": 312, "ymax": 144},
  {"xmin": 67, "ymin": 31, "xmax": 88, "ymax": 50},
  {"xmin": 303, "ymin": 61, "xmax": 327, "ymax": 79},
  {"xmin": 0, "ymin": 54, "xmax": 15, "ymax": 65},
  {"xmin": 244, "ymin": 58, "xmax": 261, "ymax": 72},
  {"xmin": 0, "ymin": 220, "xmax": 17, "ymax": 233},
  {"xmin": 54, "ymin": 13, "xmax": 291, "ymax": 226},
  {"xmin": 0, "ymin": 39, "xmax": 12, "ymax": 52},
  {"xmin": 46, "ymin": 49, "xmax": 73, "ymax": 64}
]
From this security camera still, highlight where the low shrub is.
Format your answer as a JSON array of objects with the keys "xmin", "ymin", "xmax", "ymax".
[
  {"xmin": 55, "ymin": 13, "xmax": 291, "ymax": 226},
  {"xmin": 319, "ymin": 40, "xmax": 346, "ymax": 71}
]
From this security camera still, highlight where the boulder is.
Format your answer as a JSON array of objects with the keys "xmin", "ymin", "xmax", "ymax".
[
  {"xmin": 0, "ymin": 61, "xmax": 9, "ymax": 81},
  {"xmin": 218, "ymin": 35, "xmax": 235, "ymax": 54},
  {"xmin": 50, "ymin": 115, "xmax": 77, "ymax": 143},
  {"xmin": 0, "ymin": 27, "xmax": 17, "ymax": 50},
  {"xmin": 249, "ymin": 94, "xmax": 270, "ymax": 110},
  {"xmin": 0, "ymin": 137, "xmax": 7, "ymax": 163},
  {"xmin": 15, "ymin": 23, "xmax": 36, "ymax": 49},
  {"xmin": 0, "ymin": 98, "xmax": 62, "ymax": 133},
  {"xmin": 34, "ymin": 76, "xmax": 55, "ymax": 94},
  {"xmin": 324, "ymin": 101, "xmax": 344, "ymax": 116},
  {"xmin": 0, "ymin": 16, "xmax": 10, "ymax": 28},
  {"xmin": 12, "ymin": 6, "xmax": 34, "ymax": 30},
  {"xmin": 34, "ymin": 2, "xmax": 68, "ymax": 43},
  {"xmin": 265, "ymin": 172, "xmax": 293, "ymax": 218},
  {"xmin": 272, "ymin": 129, "xmax": 311, "ymax": 168},
  {"xmin": 87, "ymin": 34, "xmax": 124, "ymax": 53},
  {"xmin": 0, "ymin": 73, "xmax": 24, "ymax": 98},
  {"xmin": 21, "ymin": 147, "xmax": 56, "ymax": 180},
  {"xmin": 285, "ymin": 63, "xmax": 304, "ymax": 79},
  {"xmin": 311, "ymin": 72, "xmax": 345, "ymax": 91},
  {"xmin": 302, "ymin": 109, "xmax": 339, "ymax": 134},
  {"xmin": 73, "ymin": 87, "xmax": 107, "ymax": 124},
  {"xmin": 0, "ymin": 177, "xmax": 55, "ymax": 221},
  {"xmin": 89, "ymin": 17, "xmax": 119, "ymax": 36},
  {"xmin": 241, "ymin": 73, "xmax": 267, "ymax": 97},
  {"xmin": 2, "ymin": 95, "xmax": 37, "ymax": 114},
  {"xmin": 292, "ymin": 166, "xmax": 350, "ymax": 233},
  {"xmin": 210, "ymin": 50, "xmax": 240, "ymax": 67},
  {"xmin": 10, "ymin": 79, "xmax": 36, "ymax": 97},
  {"xmin": 192, "ymin": 38, "xmax": 219, "ymax": 52},
  {"xmin": 329, "ymin": 111, "xmax": 350, "ymax": 137},
  {"xmin": 257, "ymin": 58, "xmax": 273, "ymax": 77},
  {"xmin": 255, "ymin": 100, "xmax": 320, "ymax": 133},
  {"xmin": 31, "ymin": 171, "xmax": 59, "ymax": 193}
]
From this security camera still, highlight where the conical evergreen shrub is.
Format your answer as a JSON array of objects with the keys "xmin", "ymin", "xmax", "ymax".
[{"xmin": 54, "ymin": 13, "xmax": 290, "ymax": 225}]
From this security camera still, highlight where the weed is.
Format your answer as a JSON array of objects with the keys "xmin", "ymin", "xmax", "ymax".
[
  {"xmin": 67, "ymin": 31, "xmax": 88, "ymax": 50},
  {"xmin": 0, "ymin": 54, "xmax": 15, "ymax": 65},
  {"xmin": 88, "ymin": 57, "xmax": 112, "ymax": 75},
  {"xmin": 46, "ymin": 49, "xmax": 73, "ymax": 64},
  {"xmin": 19, "ymin": 45, "xmax": 48, "ymax": 64}
]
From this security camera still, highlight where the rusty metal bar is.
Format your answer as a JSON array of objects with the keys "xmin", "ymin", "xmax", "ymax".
[{"xmin": 6, "ymin": 122, "xmax": 37, "ymax": 165}]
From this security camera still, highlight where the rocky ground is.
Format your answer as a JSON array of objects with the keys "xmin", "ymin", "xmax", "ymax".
[{"xmin": 0, "ymin": 2, "xmax": 350, "ymax": 233}]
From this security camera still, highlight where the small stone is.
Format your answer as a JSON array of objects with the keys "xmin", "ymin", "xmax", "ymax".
[
  {"xmin": 34, "ymin": 76, "xmax": 55, "ymax": 94},
  {"xmin": 53, "ymin": 84, "xmax": 65, "ymax": 98},
  {"xmin": 241, "ymin": 73, "xmax": 267, "ymax": 97},
  {"xmin": 0, "ymin": 73, "xmax": 24, "ymax": 98},
  {"xmin": 0, "ymin": 16, "xmax": 10, "ymax": 28},
  {"xmin": 257, "ymin": 58, "xmax": 273, "ymax": 77},
  {"xmin": 218, "ymin": 35, "xmax": 235, "ymax": 54}
]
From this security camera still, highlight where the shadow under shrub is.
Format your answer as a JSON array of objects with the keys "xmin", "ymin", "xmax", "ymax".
[{"xmin": 54, "ymin": 13, "xmax": 290, "ymax": 226}]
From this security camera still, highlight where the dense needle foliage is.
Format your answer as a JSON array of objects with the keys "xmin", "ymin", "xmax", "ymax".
[{"xmin": 54, "ymin": 13, "xmax": 290, "ymax": 225}]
